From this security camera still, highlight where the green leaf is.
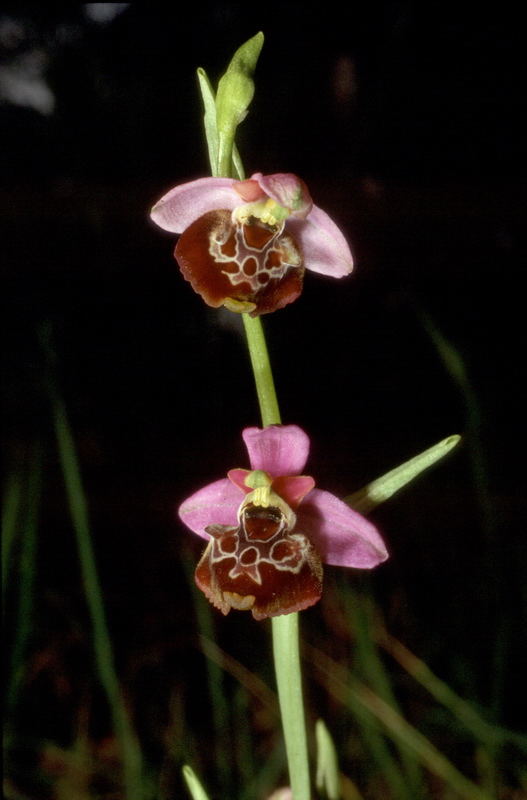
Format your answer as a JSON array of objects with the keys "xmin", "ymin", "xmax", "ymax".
[
  {"xmin": 346, "ymin": 435, "xmax": 461, "ymax": 514},
  {"xmin": 182, "ymin": 765, "xmax": 211, "ymax": 800},
  {"xmin": 315, "ymin": 719, "xmax": 341, "ymax": 799},
  {"xmin": 231, "ymin": 142, "xmax": 245, "ymax": 180},
  {"xmin": 197, "ymin": 67, "xmax": 219, "ymax": 176}
]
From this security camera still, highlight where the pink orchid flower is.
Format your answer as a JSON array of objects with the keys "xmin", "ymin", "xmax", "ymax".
[
  {"xmin": 150, "ymin": 172, "xmax": 353, "ymax": 316},
  {"xmin": 179, "ymin": 425, "xmax": 388, "ymax": 620}
]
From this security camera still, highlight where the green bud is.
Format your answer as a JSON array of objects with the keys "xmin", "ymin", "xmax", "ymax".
[
  {"xmin": 215, "ymin": 32, "xmax": 264, "ymax": 176},
  {"xmin": 197, "ymin": 67, "xmax": 245, "ymax": 179}
]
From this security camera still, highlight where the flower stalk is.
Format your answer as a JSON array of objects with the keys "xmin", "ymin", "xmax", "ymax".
[
  {"xmin": 202, "ymin": 35, "xmax": 311, "ymax": 797},
  {"xmin": 272, "ymin": 612, "xmax": 311, "ymax": 800},
  {"xmin": 242, "ymin": 314, "xmax": 281, "ymax": 427},
  {"xmin": 242, "ymin": 313, "xmax": 311, "ymax": 799}
]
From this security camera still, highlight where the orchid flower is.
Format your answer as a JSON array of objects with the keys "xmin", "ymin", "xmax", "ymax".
[
  {"xmin": 150, "ymin": 172, "xmax": 353, "ymax": 316},
  {"xmin": 179, "ymin": 425, "xmax": 388, "ymax": 620}
]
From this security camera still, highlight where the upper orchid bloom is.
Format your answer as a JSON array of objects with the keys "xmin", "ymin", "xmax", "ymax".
[
  {"xmin": 150, "ymin": 173, "xmax": 353, "ymax": 316},
  {"xmin": 179, "ymin": 425, "xmax": 388, "ymax": 620}
]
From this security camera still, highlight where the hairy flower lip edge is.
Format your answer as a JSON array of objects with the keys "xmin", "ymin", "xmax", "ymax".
[
  {"xmin": 150, "ymin": 174, "xmax": 354, "ymax": 278},
  {"xmin": 178, "ymin": 425, "xmax": 389, "ymax": 570}
]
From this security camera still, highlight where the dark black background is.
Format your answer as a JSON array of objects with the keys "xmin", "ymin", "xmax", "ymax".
[{"xmin": 2, "ymin": 0, "xmax": 525, "ymax": 769}]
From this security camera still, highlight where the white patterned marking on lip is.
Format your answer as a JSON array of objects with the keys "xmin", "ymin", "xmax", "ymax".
[
  {"xmin": 209, "ymin": 217, "xmax": 301, "ymax": 291},
  {"xmin": 207, "ymin": 505, "xmax": 308, "ymax": 586}
]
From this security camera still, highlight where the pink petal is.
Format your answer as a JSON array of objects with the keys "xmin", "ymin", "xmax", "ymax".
[
  {"xmin": 150, "ymin": 177, "xmax": 239, "ymax": 233},
  {"xmin": 297, "ymin": 488, "xmax": 388, "ymax": 568},
  {"xmin": 287, "ymin": 205, "xmax": 353, "ymax": 277},
  {"xmin": 271, "ymin": 475, "xmax": 315, "ymax": 508},
  {"xmin": 232, "ymin": 178, "xmax": 266, "ymax": 202},
  {"xmin": 242, "ymin": 425, "xmax": 310, "ymax": 476},
  {"xmin": 227, "ymin": 468, "xmax": 252, "ymax": 493},
  {"xmin": 178, "ymin": 478, "xmax": 242, "ymax": 539},
  {"xmin": 252, "ymin": 173, "xmax": 313, "ymax": 219}
]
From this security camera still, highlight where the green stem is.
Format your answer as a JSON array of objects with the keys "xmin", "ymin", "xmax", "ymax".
[
  {"xmin": 272, "ymin": 612, "xmax": 311, "ymax": 800},
  {"xmin": 241, "ymin": 312, "xmax": 310, "ymax": 800},
  {"xmin": 242, "ymin": 314, "xmax": 281, "ymax": 427},
  {"xmin": 206, "ymin": 50, "xmax": 308, "ymax": 793}
]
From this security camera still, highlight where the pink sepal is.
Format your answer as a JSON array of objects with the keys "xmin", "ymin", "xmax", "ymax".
[
  {"xmin": 298, "ymin": 488, "xmax": 388, "ymax": 567},
  {"xmin": 178, "ymin": 477, "xmax": 240, "ymax": 539},
  {"xmin": 150, "ymin": 177, "xmax": 237, "ymax": 233},
  {"xmin": 287, "ymin": 205, "xmax": 353, "ymax": 277},
  {"xmin": 243, "ymin": 424, "xmax": 310, "ymax": 476}
]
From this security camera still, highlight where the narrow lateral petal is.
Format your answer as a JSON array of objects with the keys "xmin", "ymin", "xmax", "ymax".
[
  {"xmin": 243, "ymin": 425, "xmax": 310, "ymax": 476},
  {"xmin": 150, "ymin": 177, "xmax": 238, "ymax": 233},
  {"xmin": 271, "ymin": 475, "xmax": 315, "ymax": 509},
  {"xmin": 297, "ymin": 488, "xmax": 388, "ymax": 568},
  {"xmin": 287, "ymin": 206, "xmax": 353, "ymax": 277},
  {"xmin": 178, "ymin": 478, "xmax": 242, "ymax": 539},
  {"xmin": 227, "ymin": 468, "xmax": 252, "ymax": 493}
]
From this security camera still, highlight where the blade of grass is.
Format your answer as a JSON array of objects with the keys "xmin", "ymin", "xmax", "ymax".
[
  {"xmin": 315, "ymin": 719, "xmax": 341, "ymax": 800},
  {"xmin": 182, "ymin": 765, "xmax": 211, "ymax": 800},
  {"xmin": 414, "ymin": 302, "xmax": 504, "ymax": 720},
  {"xmin": 41, "ymin": 327, "xmax": 144, "ymax": 800},
  {"xmin": 182, "ymin": 549, "xmax": 235, "ymax": 796},
  {"xmin": 341, "ymin": 581, "xmax": 423, "ymax": 796},
  {"xmin": 198, "ymin": 634, "xmax": 279, "ymax": 715},
  {"xmin": 2, "ymin": 465, "xmax": 24, "ymax": 602},
  {"xmin": 306, "ymin": 644, "xmax": 495, "ymax": 800},
  {"xmin": 4, "ymin": 442, "xmax": 42, "ymax": 719},
  {"xmin": 377, "ymin": 628, "xmax": 527, "ymax": 754}
]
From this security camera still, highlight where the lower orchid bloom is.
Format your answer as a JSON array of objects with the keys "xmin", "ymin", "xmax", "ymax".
[
  {"xmin": 179, "ymin": 425, "xmax": 388, "ymax": 620},
  {"xmin": 150, "ymin": 172, "xmax": 353, "ymax": 316}
]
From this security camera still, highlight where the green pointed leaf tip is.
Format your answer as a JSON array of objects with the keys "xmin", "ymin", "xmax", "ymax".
[
  {"xmin": 216, "ymin": 32, "xmax": 264, "ymax": 133},
  {"xmin": 316, "ymin": 719, "xmax": 341, "ymax": 800},
  {"xmin": 182, "ymin": 765, "xmax": 211, "ymax": 800},
  {"xmin": 347, "ymin": 434, "xmax": 462, "ymax": 515}
]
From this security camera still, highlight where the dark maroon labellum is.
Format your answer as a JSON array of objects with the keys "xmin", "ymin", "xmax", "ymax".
[
  {"xmin": 175, "ymin": 210, "xmax": 305, "ymax": 316},
  {"xmin": 195, "ymin": 501, "xmax": 323, "ymax": 619}
]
